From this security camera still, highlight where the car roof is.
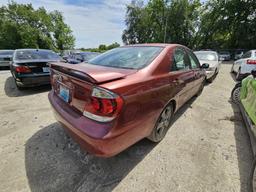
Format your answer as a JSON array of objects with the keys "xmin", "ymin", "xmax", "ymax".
[
  {"xmin": 79, "ymin": 51, "xmax": 99, "ymax": 54},
  {"xmin": 194, "ymin": 50, "xmax": 218, "ymax": 54},
  {"xmin": 0, "ymin": 50, "xmax": 14, "ymax": 52},
  {"xmin": 15, "ymin": 49, "xmax": 54, "ymax": 52},
  {"xmin": 125, "ymin": 43, "xmax": 182, "ymax": 48}
]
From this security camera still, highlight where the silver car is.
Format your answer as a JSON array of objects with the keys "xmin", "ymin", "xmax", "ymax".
[
  {"xmin": 231, "ymin": 50, "xmax": 256, "ymax": 81},
  {"xmin": 194, "ymin": 51, "xmax": 221, "ymax": 82},
  {"xmin": 0, "ymin": 50, "xmax": 14, "ymax": 67}
]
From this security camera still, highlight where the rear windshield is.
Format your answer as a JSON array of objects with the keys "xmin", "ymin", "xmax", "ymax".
[
  {"xmin": 194, "ymin": 52, "xmax": 218, "ymax": 61},
  {"xmin": 0, "ymin": 51, "xmax": 14, "ymax": 56},
  {"xmin": 14, "ymin": 50, "xmax": 60, "ymax": 61},
  {"xmin": 88, "ymin": 47, "xmax": 163, "ymax": 69}
]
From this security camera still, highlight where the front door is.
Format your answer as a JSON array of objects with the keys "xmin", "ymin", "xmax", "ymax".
[{"xmin": 169, "ymin": 47, "xmax": 195, "ymax": 108}]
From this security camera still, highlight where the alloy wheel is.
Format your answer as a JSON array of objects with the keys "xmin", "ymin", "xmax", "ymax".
[
  {"xmin": 155, "ymin": 106, "xmax": 173, "ymax": 140},
  {"xmin": 232, "ymin": 86, "xmax": 241, "ymax": 104}
]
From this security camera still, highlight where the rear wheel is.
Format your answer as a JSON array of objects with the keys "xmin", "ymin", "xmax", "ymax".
[
  {"xmin": 14, "ymin": 80, "xmax": 25, "ymax": 90},
  {"xmin": 148, "ymin": 104, "xmax": 174, "ymax": 142}
]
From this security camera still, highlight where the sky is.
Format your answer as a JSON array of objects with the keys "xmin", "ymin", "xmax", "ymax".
[{"xmin": 0, "ymin": 0, "xmax": 134, "ymax": 48}]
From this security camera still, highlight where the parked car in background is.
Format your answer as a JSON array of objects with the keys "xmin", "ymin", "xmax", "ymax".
[
  {"xmin": 0, "ymin": 50, "xmax": 14, "ymax": 68},
  {"xmin": 235, "ymin": 50, "xmax": 244, "ymax": 60},
  {"xmin": 219, "ymin": 51, "xmax": 231, "ymax": 61},
  {"xmin": 66, "ymin": 52, "xmax": 100, "ymax": 64},
  {"xmin": 231, "ymin": 50, "xmax": 256, "ymax": 81},
  {"xmin": 48, "ymin": 44, "xmax": 209, "ymax": 157},
  {"xmin": 62, "ymin": 50, "xmax": 77, "ymax": 60},
  {"xmin": 10, "ymin": 49, "xmax": 61, "ymax": 89},
  {"xmin": 194, "ymin": 51, "xmax": 221, "ymax": 82}
]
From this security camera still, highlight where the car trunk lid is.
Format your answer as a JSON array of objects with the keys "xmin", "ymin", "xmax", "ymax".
[{"xmin": 50, "ymin": 62, "xmax": 136, "ymax": 113}]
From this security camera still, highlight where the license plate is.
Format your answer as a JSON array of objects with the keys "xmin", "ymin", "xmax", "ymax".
[
  {"xmin": 59, "ymin": 85, "xmax": 70, "ymax": 102},
  {"xmin": 43, "ymin": 67, "xmax": 50, "ymax": 73}
]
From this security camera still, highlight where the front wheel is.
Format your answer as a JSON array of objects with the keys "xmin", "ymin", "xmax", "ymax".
[
  {"xmin": 231, "ymin": 83, "xmax": 241, "ymax": 104},
  {"xmin": 147, "ymin": 104, "xmax": 174, "ymax": 142}
]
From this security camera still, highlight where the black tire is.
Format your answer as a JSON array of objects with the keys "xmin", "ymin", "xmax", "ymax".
[
  {"xmin": 147, "ymin": 104, "xmax": 174, "ymax": 142},
  {"xmin": 14, "ymin": 80, "xmax": 25, "ymax": 90},
  {"xmin": 207, "ymin": 75, "xmax": 214, "ymax": 83},
  {"xmin": 207, "ymin": 77, "xmax": 213, "ymax": 83},
  {"xmin": 231, "ymin": 83, "xmax": 241, "ymax": 104},
  {"xmin": 248, "ymin": 157, "xmax": 256, "ymax": 192}
]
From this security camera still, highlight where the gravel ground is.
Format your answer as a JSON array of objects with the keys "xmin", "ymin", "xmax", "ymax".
[{"xmin": 0, "ymin": 64, "xmax": 253, "ymax": 192}]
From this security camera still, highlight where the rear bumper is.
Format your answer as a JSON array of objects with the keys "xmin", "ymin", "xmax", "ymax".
[
  {"xmin": 15, "ymin": 73, "xmax": 50, "ymax": 87},
  {"xmin": 48, "ymin": 91, "xmax": 143, "ymax": 157}
]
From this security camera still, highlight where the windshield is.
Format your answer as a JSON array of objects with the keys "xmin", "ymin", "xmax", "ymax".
[
  {"xmin": 0, "ymin": 51, "xmax": 14, "ymax": 56},
  {"xmin": 14, "ymin": 50, "xmax": 60, "ymax": 61},
  {"xmin": 88, "ymin": 47, "xmax": 163, "ymax": 69},
  {"xmin": 194, "ymin": 52, "xmax": 218, "ymax": 61}
]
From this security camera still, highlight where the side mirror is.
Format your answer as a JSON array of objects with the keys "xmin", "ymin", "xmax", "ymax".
[
  {"xmin": 219, "ymin": 57, "xmax": 224, "ymax": 61},
  {"xmin": 201, "ymin": 63, "xmax": 209, "ymax": 69}
]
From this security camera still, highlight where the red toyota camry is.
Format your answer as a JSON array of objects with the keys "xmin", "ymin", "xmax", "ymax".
[{"xmin": 48, "ymin": 44, "xmax": 208, "ymax": 157}]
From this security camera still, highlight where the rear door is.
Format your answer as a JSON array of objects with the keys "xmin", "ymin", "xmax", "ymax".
[
  {"xmin": 169, "ymin": 47, "xmax": 195, "ymax": 108},
  {"xmin": 186, "ymin": 49, "xmax": 205, "ymax": 95}
]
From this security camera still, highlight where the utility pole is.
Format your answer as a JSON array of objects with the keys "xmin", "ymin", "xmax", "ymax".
[{"xmin": 164, "ymin": 0, "xmax": 171, "ymax": 43}]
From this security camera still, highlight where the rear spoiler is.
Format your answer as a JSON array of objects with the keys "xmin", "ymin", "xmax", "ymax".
[{"xmin": 50, "ymin": 62, "xmax": 97, "ymax": 83}]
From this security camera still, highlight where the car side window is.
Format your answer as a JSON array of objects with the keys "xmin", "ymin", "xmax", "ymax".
[
  {"xmin": 187, "ymin": 51, "xmax": 200, "ymax": 69},
  {"xmin": 242, "ymin": 51, "xmax": 251, "ymax": 59},
  {"xmin": 172, "ymin": 48, "xmax": 190, "ymax": 71}
]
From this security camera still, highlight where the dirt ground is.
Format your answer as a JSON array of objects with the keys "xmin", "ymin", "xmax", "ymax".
[{"xmin": 0, "ymin": 64, "xmax": 253, "ymax": 192}]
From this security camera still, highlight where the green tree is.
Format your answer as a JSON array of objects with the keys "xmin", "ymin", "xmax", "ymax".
[
  {"xmin": 122, "ymin": 0, "xmax": 201, "ymax": 48},
  {"xmin": 0, "ymin": 2, "xmax": 75, "ymax": 51},
  {"xmin": 107, "ymin": 42, "xmax": 120, "ymax": 49},
  {"xmin": 123, "ymin": 0, "xmax": 256, "ymax": 50},
  {"xmin": 51, "ymin": 11, "xmax": 75, "ymax": 50}
]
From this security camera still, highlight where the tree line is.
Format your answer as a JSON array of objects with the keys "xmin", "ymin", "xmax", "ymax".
[
  {"xmin": 0, "ymin": 2, "xmax": 75, "ymax": 51},
  {"xmin": 80, "ymin": 42, "xmax": 120, "ymax": 53},
  {"xmin": 122, "ymin": 0, "xmax": 256, "ymax": 50}
]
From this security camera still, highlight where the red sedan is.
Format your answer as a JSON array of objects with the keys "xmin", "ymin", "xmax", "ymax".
[{"xmin": 48, "ymin": 44, "xmax": 208, "ymax": 157}]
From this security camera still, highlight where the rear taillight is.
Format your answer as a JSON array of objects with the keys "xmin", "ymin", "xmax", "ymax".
[
  {"xmin": 15, "ymin": 66, "xmax": 31, "ymax": 73},
  {"xmin": 247, "ymin": 59, "xmax": 256, "ymax": 65},
  {"xmin": 83, "ymin": 87, "xmax": 123, "ymax": 122}
]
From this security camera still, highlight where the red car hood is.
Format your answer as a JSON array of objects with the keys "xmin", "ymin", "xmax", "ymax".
[{"xmin": 50, "ymin": 62, "xmax": 137, "ymax": 84}]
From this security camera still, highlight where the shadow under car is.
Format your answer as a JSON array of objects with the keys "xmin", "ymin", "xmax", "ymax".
[{"xmin": 4, "ymin": 76, "xmax": 51, "ymax": 97}]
